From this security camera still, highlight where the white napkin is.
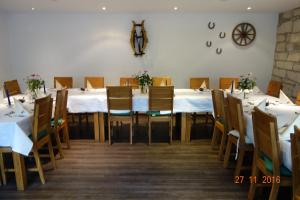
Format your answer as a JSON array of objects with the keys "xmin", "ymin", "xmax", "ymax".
[
  {"xmin": 199, "ymin": 81, "xmax": 207, "ymax": 89},
  {"xmin": 13, "ymin": 98, "xmax": 30, "ymax": 116},
  {"xmin": 279, "ymin": 114, "xmax": 300, "ymax": 140},
  {"xmin": 279, "ymin": 90, "xmax": 294, "ymax": 105},
  {"xmin": 0, "ymin": 88, "xmax": 4, "ymax": 103},
  {"xmin": 252, "ymin": 86, "xmax": 261, "ymax": 94},
  {"xmin": 257, "ymin": 98, "xmax": 266, "ymax": 112},
  {"xmin": 55, "ymin": 80, "xmax": 64, "ymax": 90},
  {"xmin": 86, "ymin": 80, "xmax": 94, "ymax": 89},
  {"xmin": 228, "ymin": 80, "xmax": 235, "ymax": 93}
]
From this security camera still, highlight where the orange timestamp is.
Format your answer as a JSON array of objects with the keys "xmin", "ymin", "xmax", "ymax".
[{"xmin": 234, "ymin": 176, "xmax": 280, "ymax": 184}]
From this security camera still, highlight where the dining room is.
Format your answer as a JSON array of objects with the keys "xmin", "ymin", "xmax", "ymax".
[{"xmin": 0, "ymin": 0, "xmax": 300, "ymax": 199}]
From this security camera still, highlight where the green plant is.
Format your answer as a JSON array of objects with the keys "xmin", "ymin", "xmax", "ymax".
[
  {"xmin": 135, "ymin": 70, "xmax": 152, "ymax": 88},
  {"xmin": 238, "ymin": 73, "xmax": 256, "ymax": 90},
  {"xmin": 25, "ymin": 74, "xmax": 45, "ymax": 97}
]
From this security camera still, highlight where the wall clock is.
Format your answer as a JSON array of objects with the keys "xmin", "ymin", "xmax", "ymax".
[{"xmin": 232, "ymin": 23, "xmax": 256, "ymax": 46}]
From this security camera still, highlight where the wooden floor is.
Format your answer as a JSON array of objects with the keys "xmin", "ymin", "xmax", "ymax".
[{"xmin": 0, "ymin": 140, "xmax": 249, "ymax": 200}]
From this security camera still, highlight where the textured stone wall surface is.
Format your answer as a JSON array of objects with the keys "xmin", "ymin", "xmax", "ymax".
[{"xmin": 272, "ymin": 7, "xmax": 300, "ymax": 100}]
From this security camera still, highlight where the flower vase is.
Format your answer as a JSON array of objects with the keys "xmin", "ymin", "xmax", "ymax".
[
  {"xmin": 243, "ymin": 89, "xmax": 250, "ymax": 99},
  {"xmin": 140, "ymin": 85, "xmax": 147, "ymax": 94}
]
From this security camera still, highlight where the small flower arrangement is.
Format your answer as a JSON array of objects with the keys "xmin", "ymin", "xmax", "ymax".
[
  {"xmin": 135, "ymin": 70, "xmax": 153, "ymax": 93},
  {"xmin": 238, "ymin": 73, "xmax": 256, "ymax": 90},
  {"xmin": 25, "ymin": 74, "xmax": 45, "ymax": 98}
]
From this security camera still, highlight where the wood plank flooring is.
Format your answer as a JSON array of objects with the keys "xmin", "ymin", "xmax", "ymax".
[{"xmin": 0, "ymin": 140, "xmax": 249, "ymax": 200}]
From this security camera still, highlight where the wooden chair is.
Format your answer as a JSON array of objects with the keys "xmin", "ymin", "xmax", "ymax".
[
  {"xmin": 152, "ymin": 77, "xmax": 172, "ymax": 86},
  {"xmin": 107, "ymin": 86, "xmax": 134, "ymax": 145},
  {"xmin": 267, "ymin": 80, "xmax": 282, "ymax": 98},
  {"xmin": 84, "ymin": 77, "xmax": 104, "ymax": 89},
  {"xmin": 0, "ymin": 95, "xmax": 56, "ymax": 185},
  {"xmin": 54, "ymin": 77, "xmax": 73, "ymax": 89},
  {"xmin": 51, "ymin": 89, "xmax": 70, "ymax": 159},
  {"xmin": 148, "ymin": 86, "xmax": 174, "ymax": 144},
  {"xmin": 219, "ymin": 77, "xmax": 240, "ymax": 90},
  {"xmin": 292, "ymin": 126, "xmax": 300, "ymax": 200},
  {"xmin": 190, "ymin": 77, "xmax": 210, "ymax": 89},
  {"xmin": 295, "ymin": 91, "xmax": 300, "ymax": 106},
  {"xmin": 3, "ymin": 80, "xmax": 21, "ymax": 96},
  {"xmin": 248, "ymin": 107, "xmax": 292, "ymax": 200},
  {"xmin": 211, "ymin": 89, "xmax": 229, "ymax": 160},
  {"xmin": 223, "ymin": 94, "xmax": 253, "ymax": 177},
  {"xmin": 120, "ymin": 77, "xmax": 139, "ymax": 89}
]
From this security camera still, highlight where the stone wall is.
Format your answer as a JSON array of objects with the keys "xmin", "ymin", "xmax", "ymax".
[{"xmin": 272, "ymin": 7, "xmax": 300, "ymax": 100}]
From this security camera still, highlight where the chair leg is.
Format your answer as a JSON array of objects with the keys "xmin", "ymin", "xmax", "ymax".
[
  {"xmin": 223, "ymin": 136, "xmax": 233, "ymax": 168},
  {"xmin": 108, "ymin": 121, "xmax": 111, "ymax": 145},
  {"xmin": 63, "ymin": 125, "xmax": 70, "ymax": 149},
  {"xmin": 54, "ymin": 130, "xmax": 64, "ymax": 159},
  {"xmin": 32, "ymin": 148, "xmax": 46, "ymax": 184},
  {"xmin": 234, "ymin": 149, "xmax": 245, "ymax": 177},
  {"xmin": 218, "ymin": 132, "xmax": 227, "ymax": 161},
  {"xmin": 130, "ymin": 122, "xmax": 133, "ymax": 145},
  {"xmin": 269, "ymin": 182, "xmax": 280, "ymax": 200},
  {"xmin": 169, "ymin": 119, "xmax": 173, "ymax": 144},
  {"xmin": 248, "ymin": 154, "xmax": 259, "ymax": 200},
  {"xmin": 211, "ymin": 123, "xmax": 219, "ymax": 150},
  {"xmin": 48, "ymin": 139, "xmax": 57, "ymax": 170},
  {"xmin": 148, "ymin": 119, "xmax": 151, "ymax": 145},
  {"xmin": 0, "ymin": 153, "xmax": 7, "ymax": 185}
]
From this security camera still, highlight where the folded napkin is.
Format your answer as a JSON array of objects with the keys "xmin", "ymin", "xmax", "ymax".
[
  {"xmin": 257, "ymin": 98, "xmax": 267, "ymax": 112},
  {"xmin": 55, "ymin": 80, "xmax": 64, "ymax": 90},
  {"xmin": 86, "ymin": 80, "xmax": 94, "ymax": 89},
  {"xmin": 199, "ymin": 81, "xmax": 207, "ymax": 89},
  {"xmin": 0, "ymin": 88, "xmax": 4, "ymax": 103},
  {"xmin": 228, "ymin": 80, "xmax": 235, "ymax": 94},
  {"xmin": 279, "ymin": 90, "xmax": 294, "ymax": 105},
  {"xmin": 278, "ymin": 114, "xmax": 300, "ymax": 140},
  {"xmin": 13, "ymin": 98, "xmax": 30, "ymax": 116}
]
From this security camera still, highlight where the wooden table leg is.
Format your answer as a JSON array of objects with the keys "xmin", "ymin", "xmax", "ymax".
[
  {"xmin": 99, "ymin": 113, "xmax": 105, "ymax": 143},
  {"xmin": 93, "ymin": 113, "xmax": 100, "ymax": 142},
  {"xmin": 12, "ymin": 152, "xmax": 27, "ymax": 191},
  {"xmin": 181, "ymin": 113, "xmax": 192, "ymax": 143}
]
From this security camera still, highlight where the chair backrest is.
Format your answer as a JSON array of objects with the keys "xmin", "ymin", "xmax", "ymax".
[
  {"xmin": 106, "ymin": 86, "xmax": 132, "ymax": 113},
  {"xmin": 32, "ymin": 95, "xmax": 52, "ymax": 142},
  {"xmin": 152, "ymin": 77, "xmax": 172, "ymax": 86},
  {"xmin": 267, "ymin": 80, "xmax": 282, "ymax": 98},
  {"xmin": 296, "ymin": 91, "xmax": 300, "ymax": 106},
  {"xmin": 61, "ymin": 89, "xmax": 68, "ymax": 120},
  {"xmin": 54, "ymin": 77, "xmax": 73, "ymax": 89},
  {"xmin": 252, "ymin": 106, "xmax": 280, "ymax": 175},
  {"xmin": 148, "ymin": 86, "xmax": 174, "ymax": 112},
  {"xmin": 4, "ymin": 80, "xmax": 21, "ymax": 96},
  {"xmin": 120, "ymin": 77, "xmax": 139, "ymax": 89},
  {"xmin": 53, "ymin": 90, "xmax": 64, "ymax": 128},
  {"xmin": 219, "ymin": 77, "xmax": 239, "ymax": 90},
  {"xmin": 84, "ymin": 77, "xmax": 104, "ymax": 89},
  {"xmin": 190, "ymin": 77, "xmax": 210, "ymax": 89},
  {"xmin": 227, "ymin": 94, "xmax": 246, "ymax": 144},
  {"xmin": 291, "ymin": 126, "xmax": 300, "ymax": 198},
  {"xmin": 211, "ymin": 89, "xmax": 229, "ymax": 131}
]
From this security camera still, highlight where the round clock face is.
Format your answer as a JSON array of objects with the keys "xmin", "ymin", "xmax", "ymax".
[{"xmin": 232, "ymin": 23, "xmax": 256, "ymax": 46}]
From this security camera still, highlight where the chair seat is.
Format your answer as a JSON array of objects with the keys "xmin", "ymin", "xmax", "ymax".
[
  {"xmin": 261, "ymin": 154, "xmax": 292, "ymax": 177},
  {"xmin": 228, "ymin": 130, "xmax": 252, "ymax": 144},
  {"xmin": 147, "ymin": 111, "xmax": 171, "ymax": 117},
  {"xmin": 29, "ymin": 130, "xmax": 48, "ymax": 141}
]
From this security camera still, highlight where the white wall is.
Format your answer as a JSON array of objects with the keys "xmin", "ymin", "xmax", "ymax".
[
  {"xmin": 0, "ymin": 12, "xmax": 11, "ymax": 84},
  {"xmin": 6, "ymin": 12, "xmax": 278, "ymax": 91}
]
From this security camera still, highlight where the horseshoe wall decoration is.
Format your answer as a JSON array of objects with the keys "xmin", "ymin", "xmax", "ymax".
[
  {"xmin": 130, "ymin": 20, "xmax": 148, "ymax": 56},
  {"xmin": 208, "ymin": 22, "xmax": 215, "ymax": 30},
  {"xmin": 219, "ymin": 32, "xmax": 226, "ymax": 39},
  {"xmin": 216, "ymin": 48, "xmax": 222, "ymax": 55},
  {"xmin": 206, "ymin": 41, "xmax": 212, "ymax": 47}
]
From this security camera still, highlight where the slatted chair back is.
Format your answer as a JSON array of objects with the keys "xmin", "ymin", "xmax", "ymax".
[
  {"xmin": 190, "ymin": 77, "xmax": 210, "ymax": 89},
  {"xmin": 292, "ymin": 126, "xmax": 300, "ymax": 200},
  {"xmin": 296, "ymin": 91, "xmax": 300, "ymax": 106},
  {"xmin": 219, "ymin": 77, "xmax": 239, "ymax": 90},
  {"xmin": 267, "ymin": 80, "xmax": 282, "ymax": 98},
  {"xmin": 32, "ymin": 95, "xmax": 52, "ymax": 142},
  {"xmin": 227, "ymin": 94, "xmax": 246, "ymax": 144},
  {"xmin": 120, "ymin": 77, "xmax": 139, "ymax": 89},
  {"xmin": 152, "ymin": 77, "xmax": 172, "ymax": 86},
  {"xmin": 252, "ymin": 106, "xmax": 280, "ymax": 177},
  {"xmin": 211, "ymin": 90, "xmax": 229, "ymax": 130},
  {"xmin": 106, "ymin": 86, "xmax": 133, "ymax": 113},
  {"xmin": 53, "ymin": 90, "xmax": 64, "ymax": 129},
  {"xmin": 148, "ymin": 86, "xmax": 174, "ymax": 112},
  {"xmin": 54, "ymin": 77, "xmax": 73, "ymax": 89},
  {"xmin": 4, "ymin": 80, "xmax": 21, "ymax": 96},
  {"xmin": 85, "ymin": 77, "xmax": 104, "ymax": 89},
  {"xmin": 61, "ymin": 89, "xmax": 68, "ymax": 120}
]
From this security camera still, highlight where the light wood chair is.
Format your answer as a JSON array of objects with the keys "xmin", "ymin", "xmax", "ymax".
[
  {"xmin": 107, "ymin": 86, "xmax": 134, "ymax": 145},
  {"xmin": 51, "ymin": 89, "xmax": 70, "ymax": 159},
  {"xmin": 219, "ymin": 77, "xmax": 240, "ymax": 90},
  {"xmin": 223, "ymin": 94, "xmax": 253, "ymax": 177},
  {"xmin": 152, "ymin": 77, "xmax": 172, "ymax": 86},
  {"xmin": 54, "ymin": 77, "xmax": 73, "ymax": 89},
  {"xmin": 3, "ymin": 80, "xmax": 21, "ymax": 96},
  {"xmin": 267, "ymin": 80, "xmax": 282, "ymax": 98},
  {"xmin": 211, "ymin": 89, "xmax": 230, "ymax": 160},
  {"xmin": 148, "ymin": 86, "xmax": 174, "ymax": 144},
  {"xmin": 190, "ymin": 77, "xmax": 210, "ymax": 89},
  {"xmin": 84, "ymin": 77, "xmax": 104, "ymax": 89},
  {"xmin": 120, "ymin": 77, "xmax": 139, "ymax": 89},
  {"xmin": 0, "ymin": 95, "xmax": 56, "ymax": 185},
  {"xmin": 292, "ymin": 126, "xmax": 300, "ymax": 200},
  {"xmin": 295, "ymin": 91, "xmax": 300, "ymax": 106},
  {"xmin": 248, "ymin": 107, "xmax": 292, "ymax": 200}
]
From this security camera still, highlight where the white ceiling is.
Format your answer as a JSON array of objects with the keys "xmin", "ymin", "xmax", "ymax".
[{"xmin": 0, "ymin": 0, "xmax": 299, "ymax": 13}]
